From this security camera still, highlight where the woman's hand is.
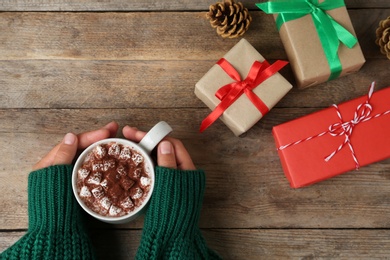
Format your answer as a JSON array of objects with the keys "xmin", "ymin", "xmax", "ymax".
[
  {"xmin": 32, "ymin": 122, "xmax": 195, "ymax": 171},
  {"xmin": 33, "ymin": 122, "xmax": 119, "ymax": 170},
  {"xmin": 122, "ymin": 125, "xmax": 196, "ymax": 170}
]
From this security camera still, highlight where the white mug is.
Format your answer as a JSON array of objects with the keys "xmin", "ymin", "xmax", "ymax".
[{"xmin": 72, "ymin": 121, "xmax": 173, "ymax": 224}]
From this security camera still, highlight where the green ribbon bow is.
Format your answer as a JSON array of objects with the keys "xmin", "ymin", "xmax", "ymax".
[{"xmin": 256, "ymin": 0, "xmax": 358, "ymax": 81}]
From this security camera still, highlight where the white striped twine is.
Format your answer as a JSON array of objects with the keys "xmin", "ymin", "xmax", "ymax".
[{"xmin": 278, "ymin": 82, "xmax": 390, "ymax": 170}]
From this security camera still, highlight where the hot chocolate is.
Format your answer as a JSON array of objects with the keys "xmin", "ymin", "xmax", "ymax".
[{"xmin": 76, "ymin": 142, "xmax": 152, "ymax": 217}]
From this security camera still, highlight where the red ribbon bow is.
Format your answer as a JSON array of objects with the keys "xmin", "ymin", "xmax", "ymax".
[{"xmin": 200, "ymin": 58, "xmax": 288, "ymax": 132}]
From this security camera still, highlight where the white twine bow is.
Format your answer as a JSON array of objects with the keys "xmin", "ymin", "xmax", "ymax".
[{"xmin": 324, "ymin": 82, "xmax": 375, "ymax": 168}]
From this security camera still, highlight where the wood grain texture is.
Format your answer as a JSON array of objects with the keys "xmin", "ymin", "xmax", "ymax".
[
  {"xmin": 0, "ymin": 10, "xmax": 388, "ymax": 61},
  {"xmin": 0, "ymin": 59, "xmax": 390, "ymax": 109},
  {"xmin": 0, "ymin": 0, "xmax": 389, "ymax": 11},
  {"xmin": 1, "ymin": 1, "xmax": 390, "ymax": 258},
  {"xmin": 0, "ymin": 59, "xmax": 388, "ymax": 109},
  {"xmin": 2, "ymin": 229, "xmax": 390, "ymax": 259}
]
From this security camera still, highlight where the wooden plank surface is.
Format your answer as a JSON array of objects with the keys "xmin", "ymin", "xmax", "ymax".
[
  {"xmin": 3, "ymin": 229, "xmax": 390, "ymax": 259},
  {"xmin": 1, "ymin": 2, "xmax": 390, "ymax": 259},
  {"xmin": 0, "ymin": 0, "xmax": 389, "ymax": 11},
  {"xmin": 0, "ymin": 10, "xmax": 387, "ymax": 61},
  {"xmin": 0, "ymin": 59, "xmax": 388, "ymax": 109}
]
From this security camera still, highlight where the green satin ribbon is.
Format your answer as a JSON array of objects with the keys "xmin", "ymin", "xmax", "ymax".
[{"xmin": 256, "ymin": 0, "xmax": 358, "ymax": 81}]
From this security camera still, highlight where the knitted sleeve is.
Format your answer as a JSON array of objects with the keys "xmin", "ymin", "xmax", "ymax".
[
  {"xmin": 135, "ymin": 166, "xmax": 221, "ymax": 260},
  {"xmin": 1, "ymin": 165, "xmax": 95, "ymax": 260}
]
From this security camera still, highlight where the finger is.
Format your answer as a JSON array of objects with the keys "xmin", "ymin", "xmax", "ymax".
[
  {"xmin": 33, "ymin": 133, "xmax": 78, "ymax": 170},
  {"xmin": 123, "ymin": 126, "xmax": 195, "ymax": 170},
  {"xmin": 103, "ymin": 121, "xmax": 119, "ymax": 138},
  {"xmin": 157, "ymin": 141, "xmax": 177, "ymax": 169},
  {"xmin": 165, "ymin": 138, "xmax": 196, "ymax": 170},
  {"xmin": 78, "ymin": 122, "xmax": 118, "ymax": 149},
  {"xmin": 122, "ymin": 125, "xmax": 146, "ymax": 142},
  {"xmin": 52, "ymin": 133, "xmax": 78, "ymax": 165}
]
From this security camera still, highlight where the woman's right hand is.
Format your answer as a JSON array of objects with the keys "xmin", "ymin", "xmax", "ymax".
[{"xmin": 122, "ymin": 126, "xmax": 196, "ymax": 170}]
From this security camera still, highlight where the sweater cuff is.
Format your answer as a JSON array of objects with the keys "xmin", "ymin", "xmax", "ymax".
[
  {"xmin": 144, "ymin": 166, "xmax": 206, "ymax": 236},
  {"xmin": 28, "ymin": 165, "xmax": 83, "ymax": 232}
]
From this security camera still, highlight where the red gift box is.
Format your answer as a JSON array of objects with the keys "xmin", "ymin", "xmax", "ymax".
[{"xmin": 272, "ymin": 83, "xmax": 390, "ymax": 188}]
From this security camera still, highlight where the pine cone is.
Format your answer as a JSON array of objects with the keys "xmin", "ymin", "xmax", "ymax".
[
  {"xmin": 206, "ymin": 0, "xmax": 252, "ymax": 39},
  {"xmin": 375, "ymin": 16, "xmax": 390, "ymax": 59}
]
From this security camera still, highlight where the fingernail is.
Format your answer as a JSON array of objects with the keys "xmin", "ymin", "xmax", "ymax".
[
  {"xmin": 63, "ymin": 133, "xmax": 76, "ymax": 145},
  {"xmin": 159, "ymin": 141, "xmax": 172, "ymax": 155},
  {"xmin": 104, "ymin": 121, "xmax": 116, "ymax": 128},
  {"xmin": 124, "ymin": 125, "xmax": 137, "ymax": 130}
]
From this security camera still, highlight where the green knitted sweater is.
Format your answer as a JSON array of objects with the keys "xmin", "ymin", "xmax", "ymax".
[{"xmin": 1, "ymin": 165, "xmax": 221, "ymax": 260}]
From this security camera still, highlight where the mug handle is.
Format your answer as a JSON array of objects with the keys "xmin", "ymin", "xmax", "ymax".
[{"xmin": 138, "ymin": 121, "xmax": 173, "ymax": 154}]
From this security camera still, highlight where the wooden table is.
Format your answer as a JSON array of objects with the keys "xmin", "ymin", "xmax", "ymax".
[{"xmin": 1, "ymin": 1, "xmax": 389, "ymax": 259}]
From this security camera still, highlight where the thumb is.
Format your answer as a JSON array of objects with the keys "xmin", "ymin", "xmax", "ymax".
[
  {"xmin": 157, "ymin": 141, "xmax": 177, "ymax": 169},
  {"xmin": 53, "ymin": 133, "xmax": 79, "ymax": 165}
]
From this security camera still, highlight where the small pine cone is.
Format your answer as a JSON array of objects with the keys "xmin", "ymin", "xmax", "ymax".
[
  {"xmin": 206, "ymin": 0, "xmax": 252, "ymax": 39},
  {"xmin": 375, "ymin": 16, "xmax": 390, "ymax": 59}
]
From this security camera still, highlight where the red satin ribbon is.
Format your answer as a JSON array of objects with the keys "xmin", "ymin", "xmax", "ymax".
[{"xmin": 200, "ymin": 58, "xmax": 288, "ymax": 132}]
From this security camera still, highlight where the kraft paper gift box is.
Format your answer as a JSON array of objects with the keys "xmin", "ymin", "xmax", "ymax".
[
  {"xmin": 195, "ymin": 38, "xmax": 292, "ymax": 136},
  {"xmin": 257, "ymin": 0, "xmax": 366, "ymax": 89},
  {"xmin": 272, "ymin": 83, "xmax": 390, "ymax": 188}
]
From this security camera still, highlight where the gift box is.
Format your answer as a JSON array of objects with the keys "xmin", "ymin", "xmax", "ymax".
[
  {"xmin": 273, "ymin": 83, "xmax": 390, "ymax": 188},
  {"xmin": 195, "ymin": 38, "xmax": 292, "ymax": 136},
  {"xmin": 257, "ymin": 0, "xmax": 366, "ymax": 89}
]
